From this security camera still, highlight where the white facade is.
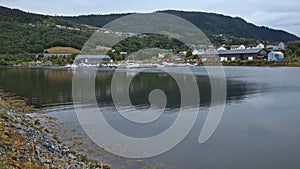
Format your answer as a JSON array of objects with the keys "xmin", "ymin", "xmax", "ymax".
[
  {"xmin": 256, "ymin": 43, "xmax": 265, "ymax": 49},
  {"xmin": 278, "ymin": 42, "xmax": 285, "ymax": 50},
  {"xmin": 192, "ymin": 50, "xmax": 199, "ymax": 55},
  {"xmin": 238, "ymin": 45, "xmax": 246, "ymax": 50},
  {"xmin": 266, "ymin": 42, "xmax": 285, "ymax": 50},
  {"xmin": 217, "ymin": 46, "xmax": 227, "ymax": 51},
  {"xmin": 221, "ymin": 57, "xmax": 227, "ymax": 61},
  {"xmin": 231, "ymin": 45, "xmax": 245, "ymax": 50},
  {"xmin": 158, "ymin": 53, "xmax": 165, "ymax": 58}
]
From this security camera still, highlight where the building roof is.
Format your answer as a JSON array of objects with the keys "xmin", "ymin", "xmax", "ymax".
[
  {"xmin": 75, "ymin": 55, "xmax": 111, "ymax": 60},
  {"xmin": 203, "ymin": 48, "xmax": 264, "ymax": 55},
  {"xmin": 268, "ymin": 51, "xmax": 284, "ymax": 54}
]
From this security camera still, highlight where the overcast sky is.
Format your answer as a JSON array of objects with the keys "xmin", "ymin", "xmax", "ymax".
[{"xmin": 1, "ymin": 0, "xmax": 300, "ymax": 36}]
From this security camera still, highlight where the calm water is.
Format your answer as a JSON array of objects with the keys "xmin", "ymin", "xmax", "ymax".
[{"xmin": 1, "ymin": 66, "xmax": 300, "ymax": 169}]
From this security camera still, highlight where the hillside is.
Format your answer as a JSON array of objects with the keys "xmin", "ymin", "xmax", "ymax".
[
  {"xmin": 63, "ymin": 10, "xmax": 299, "ymax": 42},
  {"xmin": 1, "ymin": 6, "xmax": 299, "ymax": 64},
  {"xmin": 0, "ymin": 6, "xmax": 92, "ymax": 63},
  {"xmin": 0, "ymin": 6, "xmax": 75, "ymax": 26}
]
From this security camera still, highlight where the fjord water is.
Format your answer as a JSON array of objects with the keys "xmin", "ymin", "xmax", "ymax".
[{"xmin": 0, "ymin": 66, "xmax": 300, "ymax": 169}]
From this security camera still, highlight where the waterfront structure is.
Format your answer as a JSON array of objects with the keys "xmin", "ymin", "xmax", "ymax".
[
  {"xmin": 74, "ymin": 55, "xmax": 111, "ymax": 64},
  {"xmin": 202, "ymin": 48, "xmax": 267, "ymax": 61},
  {"xmin": 268, "ymin": 51, "xmax": 284, "ymax": 61}
]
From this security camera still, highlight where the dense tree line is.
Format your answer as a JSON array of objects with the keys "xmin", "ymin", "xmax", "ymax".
[
  {"xmin": 0, "ymin": 21, "xmax": 92, "ymax": 54},
  {"xmin": 287, "ymin": 41, "xmax": 300, "ymax": 57},
  {"xmin": 0, "ymin": 53, "xmax": 37, "ymax": 65},
  {"xmin": 0, "ymin": 6, "xmax": 76, "ymax": 27},
  {"xmin": 0, "ymin": 6, "xmax": 92, "ymax": 64}
]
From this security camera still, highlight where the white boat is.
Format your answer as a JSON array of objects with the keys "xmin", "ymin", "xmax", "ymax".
[
  {"xmin": 125, "ymin": 63, "xmax": 141, "ymax": 69},
  {"xmin": 64, "ymin": 64, "xmax": 77, "ymax": 68}
]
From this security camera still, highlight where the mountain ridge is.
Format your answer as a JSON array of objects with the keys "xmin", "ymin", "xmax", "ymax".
[{"xmin": 63, "ymin": 9, "xmax": 299, "ymax": 42}]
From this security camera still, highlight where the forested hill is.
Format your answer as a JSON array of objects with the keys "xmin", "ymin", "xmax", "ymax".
[
  {"xmin": 0, "ymin": 6, "xmax": 75, "ymax": 26},
  {"xmin": 63, "ymin": 10, "xmax": 299, "ymax": 42},
  {"xmin": 162, "ymin": 10, "xmax": 299, "ymax": 42},
  {"xmin": 0, "ymin": 6, "xmax": 92, "ymax": 61}
]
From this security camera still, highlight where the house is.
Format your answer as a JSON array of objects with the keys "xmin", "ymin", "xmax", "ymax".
[
  {"xmin": 162, "ymin": 56, "xmax": 185, "ymax": 63},
  {"xmin": 179, "ymin": 51, "xmax": 187, "ymax": 55},
  {"xmin": 158, "ymin": 53, "xmax": 165, "ymax": 58},
  {"xmin": 74, "ymin": 55, "xmax": 111, "ymax": 64},
  {"xmin": 266, "ymin": 42, "xmax": 285, "ymax": 50},
  {"xmin": 119, "ymin": 52, "xmax": 128, "ymax": 60},
  {"xmin": 162, "ymin": 58, "xmax": 172, "ymax": 62},
  {"xmin": 192, "ymin": 50, "xmax": 199, "ymax": 55},
  {"xmin": 231, "ymin": 45, "xmax": 245, "ymax": 50},
  {"xmin": 202, "ymin": 48, "xmax": 267, "ymax": 61},
  {"xmin": 268, "ymin": 51, "xmax": 284, "ymax": 61},
  {"xmin": 256, "ymin": 43, "xmax": 265, "ymax": 49},
  {"xmin": 278, "ymin": 42, "xmax": 285, "ymax": 50},
  {"xmin": 172, "ymin": 57, "xmax": 185, "ymax": 63},
  {"xmin": 217, "ymin": 46, "xmax": 227, "ymax": 51}
]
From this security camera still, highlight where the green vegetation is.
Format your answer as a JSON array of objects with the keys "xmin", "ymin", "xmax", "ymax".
[
  {"xmin": 0, "ymin": 6, "xmax": 92, "ymax": 64},
  {"xmin": 110, "ymin": 34, "xmax": 189, "ymax": 60},
  {"xmin": 0, "ymin": 163, "xmax": 9, "ymax": 169},
  {"xmin": 1, "ymin": 6, "xmax": 300, "ymax": 65},
  {"xmin": 0, "ymin": 21, "xmax": 92, "ymax": 54},
  {"xmin": 47, "ymin": 54, "xmax": 76, "ymax": 65},
  {"xmin": 162, "ymin": 10, "xmax": 299, "ymax": 42},
  {"xmin": 0, "ymin": 53, "xmax": 37, "ymax": 65},
  {"xmin": 287, "ymin": 40, "xmax": 300, "ymax": 57},
  {"xmin": 0, "ymin": 6, "xmax": 76, "ymax": 26},
  {"xmin": 82, "ymin": 33, "xmax": 189, "ymax": 60},
  {"xmin": 222, "ymin": 59, "xmax": 300, "ymax": 67},
  {"xmin": 63, "ymin": 13, "xmax": 129, "ymax": 28},
  {"xmin": 115, "ymin": 34, "xmax": 188, "ymax": 53}
]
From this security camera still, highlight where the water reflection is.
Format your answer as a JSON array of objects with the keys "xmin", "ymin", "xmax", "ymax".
[
  {"xmin": 2, "ymin": 66, "xmax": 300, "ymax": 168},
  {"xmin": 0, "ymin": 67, "xmax": 263, "ymax": 108}
]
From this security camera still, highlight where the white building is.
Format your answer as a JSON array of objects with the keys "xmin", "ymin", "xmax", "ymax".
[
  {"xmin": 266, "ymin": 42, "xmax": 285, "ymax": 50},
  {"xmin": 192, "ymin": 50, "xmax": 199, "ymax": 55},
  {"xmin": 217, "ymin": 46, "xmax": 227, "ymax": 51},
  {"xmin": 256, "ymin": 43, "xmax": 265, "ymax": 49},
  {"xmin": 268, "ymin": 51, "xmax": 284, "ymax": 61},
  {"xmin": 231, "ymin": 45, "xmax": 245, "ymax": 50}
]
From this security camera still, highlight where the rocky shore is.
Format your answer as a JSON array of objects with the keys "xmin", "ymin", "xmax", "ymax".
[{"xmin": 0, "ymin": 90, "xmax": 110, "ymax": 169}]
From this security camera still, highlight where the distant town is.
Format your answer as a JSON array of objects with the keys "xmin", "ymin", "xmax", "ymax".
[{"xmin": 39, "ymin": 32, "xmax": 292, "ymax": 69}]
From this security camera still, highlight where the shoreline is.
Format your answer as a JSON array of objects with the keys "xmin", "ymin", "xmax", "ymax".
[
  {"xmin": 0, "ymin": 90, "xmax": 110, "ymax": 169},
  {"xmin": 1, "ymin": 59, "xmax": 300, "ymax": 69},
  {"xmin": 221, "ymin": 60, "xmax": 300, "ymax": 67}
]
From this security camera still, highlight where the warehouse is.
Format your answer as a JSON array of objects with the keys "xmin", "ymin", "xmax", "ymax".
[{"xmin": 202, "ymin": 48, "xmax": 267, "ymax": 61}]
